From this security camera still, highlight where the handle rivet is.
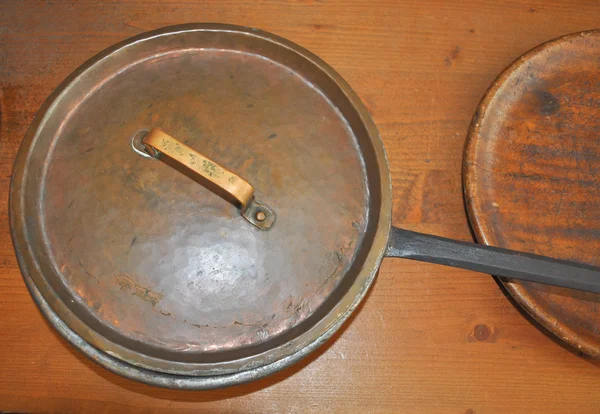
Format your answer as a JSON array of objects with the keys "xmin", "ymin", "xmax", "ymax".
[{"xmin": 255, "ymin": 211, "xmax": 266, "ymax": 222}]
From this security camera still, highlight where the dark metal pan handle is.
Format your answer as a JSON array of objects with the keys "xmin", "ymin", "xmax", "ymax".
[{"xmin": 386, "ymin": 226, "xmax": 600, "ymax": 294}]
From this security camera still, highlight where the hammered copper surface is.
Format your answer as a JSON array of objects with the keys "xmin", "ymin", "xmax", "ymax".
[
  {"xmin": 12, "ymin": 27, "xmax": 390, "ymax": 370},
  {"xmin": 465, "ymin": 30, "xmax": 600, "ymax": 358}
]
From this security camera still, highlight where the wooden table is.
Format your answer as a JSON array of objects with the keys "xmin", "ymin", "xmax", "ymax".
[{"xmin": 1, "ymin": 1, "xmax": 599, "ymax": 412}]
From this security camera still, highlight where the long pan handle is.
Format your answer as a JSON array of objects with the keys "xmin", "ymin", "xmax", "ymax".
[{"xmin": 386, "ymin": 226, "xmax": 600, "ymax": 294}]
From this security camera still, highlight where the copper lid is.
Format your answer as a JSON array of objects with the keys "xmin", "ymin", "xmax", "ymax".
[{"xmin": 11, "ymin": 24, "xmax": 392, "ymax": 375}]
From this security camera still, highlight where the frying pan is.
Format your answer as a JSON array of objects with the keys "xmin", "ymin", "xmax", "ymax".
[{"xmin": 10, "ymin": 23, "xmax": 600, "ymax": 389}]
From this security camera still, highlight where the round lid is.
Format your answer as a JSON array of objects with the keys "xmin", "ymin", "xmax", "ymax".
[
  {"xmin": 11, "ymin": 24, "xmax": 392, "ymax": 375},
  {"xmin": 465, "ymin": 30, "xmax": 600, "ymax": 358}
]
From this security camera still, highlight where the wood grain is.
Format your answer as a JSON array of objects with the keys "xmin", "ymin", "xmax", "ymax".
[{"xmin": 1, "ymin": 0, "xmax": 600, "ymax": 412}]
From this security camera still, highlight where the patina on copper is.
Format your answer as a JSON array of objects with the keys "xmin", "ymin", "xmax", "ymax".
[
  {"xmin": 464, "ymin": 30, "xmax": 600, "ymax": 359},
  {"xmin": 10, "ymin": 24, "xmax": 392, "ymax": 379}
]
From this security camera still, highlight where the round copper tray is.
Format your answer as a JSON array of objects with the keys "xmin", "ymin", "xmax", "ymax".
[{"xmin": 464, "ymin": 30, "xmax": 600, "ymax": 358}]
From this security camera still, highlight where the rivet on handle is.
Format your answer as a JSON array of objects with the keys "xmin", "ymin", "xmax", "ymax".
[{"xmin": 131, "ymin": 128, "xmax": 275, "ymax": 230}]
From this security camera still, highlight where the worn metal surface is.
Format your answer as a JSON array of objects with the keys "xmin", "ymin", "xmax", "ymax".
[
  {"xmin": 21, "ymin": 262, "xmax": 352, "ymax": 390},
  {"xmin": 386, "ymin": 227, "xmax": 600, "ymax": 293},
  {"xmin": 464, "ymin": 30, "xmax": 600, "ymax": 358},
  {"xmin": 10, "ymin": 24, "xmax": 392, "ymax": 381}
]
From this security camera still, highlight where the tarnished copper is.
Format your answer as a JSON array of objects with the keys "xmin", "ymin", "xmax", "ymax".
[
  {"xmin": 465, "ymin": 30, "xmax": 600, "ymax": 358},
  {"xmin": 10, "ymin": 24, "xmax": 392, "ymax": 379}
]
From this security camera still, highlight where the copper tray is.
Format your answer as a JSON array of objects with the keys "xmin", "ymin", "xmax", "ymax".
[{"xmin": 465, "ymin": 30, "xmax": 600, "ymax": 358}]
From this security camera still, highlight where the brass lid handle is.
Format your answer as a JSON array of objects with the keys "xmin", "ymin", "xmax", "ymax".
[{"xmin": 132, "ymin": 128, "xmax": 275, "ymax": 229}]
